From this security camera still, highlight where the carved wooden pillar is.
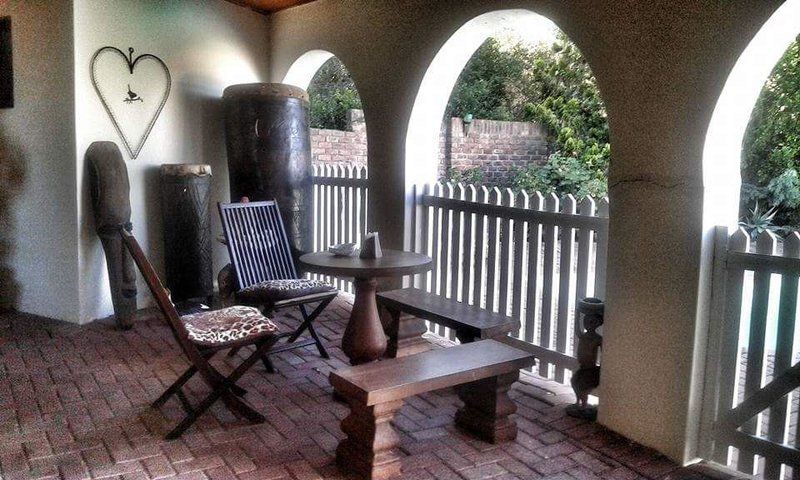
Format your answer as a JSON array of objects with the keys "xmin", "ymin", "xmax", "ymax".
[
  {"xmin": 455, "ymin": 371, "xmax": 519, "ymax": 443},
  {"xmin": 336, "ymin": 399, "xmax": 404, "ymax": 480},
  {"xmin": 160, "ymin": 164, "xmax": 213, "ymax": 303}
]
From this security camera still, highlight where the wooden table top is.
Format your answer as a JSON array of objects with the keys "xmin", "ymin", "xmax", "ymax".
[{"xmin": 299, "ymin": 249, "xmax": 432, "ymax": 278}]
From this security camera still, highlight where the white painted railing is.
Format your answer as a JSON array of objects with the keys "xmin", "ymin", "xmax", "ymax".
[
  {"xmin": 311, "ymin": 163, "xmax": 368, "ymax": 293},
  {"xmin": 702, "ymin": 226, "xmax": 800, "ymax": 479},
  {"xmin": 409, "ymin": 182, "xmax": 609, "ymax": 383}
]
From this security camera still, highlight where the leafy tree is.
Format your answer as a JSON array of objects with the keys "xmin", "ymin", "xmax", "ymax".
[
  {"xmin": 742, "ymin": 36, "xmax": 800, "ymax": 229},
  {"xmin": 446, "ymin": 34, "xmax": 610, "ymax": 198},
  {"xmin": 307, "ymin": 57, "xmax": 362, "ymax": 130}
]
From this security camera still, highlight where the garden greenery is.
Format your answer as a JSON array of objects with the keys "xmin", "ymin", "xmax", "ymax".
[
  {"xmin": 446, "ymin": 34, "xmax": 610, "ymax": 198},
  {"xmin": 741, "ymin": 36, "xmax": 800, "ymax": 231},
  {"xmin": 307, "ymin": 57, "xmax": 362, "ymax": 130}
]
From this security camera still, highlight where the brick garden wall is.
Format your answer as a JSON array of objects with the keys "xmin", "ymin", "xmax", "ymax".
[
  {"xmin": 311, "ymin": 110, "xmax": 550, "ymax": 186},
  {"xmin": 310, "ymin": 109, "xmax": 368, "ymax": 165}
]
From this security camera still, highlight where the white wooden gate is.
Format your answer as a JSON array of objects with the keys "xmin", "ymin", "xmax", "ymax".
[{"xmin": 702, "ymin": 226, "xmax": 800, "ymax": 479}]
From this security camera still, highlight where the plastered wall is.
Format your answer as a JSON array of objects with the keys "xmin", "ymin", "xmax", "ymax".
[
  {"xmin": 0, "ymin": 0, "xmax": 79, "ymax": 321},
  {"xmin": 266, "ymin": 0, "xmax": 785, "ymax": 464},
  {"xmin": 73, "ymin": 0, "xmax": 270, "ymax": 322}
]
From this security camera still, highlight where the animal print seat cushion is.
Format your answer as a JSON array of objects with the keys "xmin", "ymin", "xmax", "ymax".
[
  {"xmin": 238, "ymin": 279, "xmax": 336, "ymax": 303},
  {"xmin": 181, "ymin": 305, "xmax": 279, "ymax": 347}
]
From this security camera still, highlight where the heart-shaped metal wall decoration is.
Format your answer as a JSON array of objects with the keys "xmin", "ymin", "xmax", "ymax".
[{"xmin": 91, "ymin": 47, "xmax": 171, "ymax": 159}]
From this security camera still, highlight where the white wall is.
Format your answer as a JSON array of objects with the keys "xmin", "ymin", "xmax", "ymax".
[
  {"xmin": 267, "ymin": 0, "xmax": 784, "ymax": 464},
  {"xmin": 0, "ymin": 0, "xmax": 79, "ymax": 321},
  {"xmin": 73, "ymin": 0, "xmax": 270, "ymax": 322}
]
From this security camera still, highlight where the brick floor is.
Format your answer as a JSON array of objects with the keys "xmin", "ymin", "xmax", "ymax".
[{"xmin": 0, "ymin": 296, "xmax": 741, "ymax": 480}]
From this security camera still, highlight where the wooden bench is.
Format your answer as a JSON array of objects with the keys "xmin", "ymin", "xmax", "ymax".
[
  {"xmin": 377, "ymin": 287, "xmax": 520, "ymax": 357},
  {"xmin": 330, "ymin": 339, "xmax": 535, "ymax": 480}
]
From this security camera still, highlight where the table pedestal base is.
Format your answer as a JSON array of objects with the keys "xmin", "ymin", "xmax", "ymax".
[{"xmin": 342, "ymin": 277, "xmax": 388, "ymax": 365}]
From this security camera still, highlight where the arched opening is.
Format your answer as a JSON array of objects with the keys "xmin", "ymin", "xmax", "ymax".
[
  {"xmin": 283, "ymin": 49, "xmax": 334, "ymax": 90},
  {"xmin": 703, "ymin": 0, "xmax": 800, "ymax": 231},
  {"xmin": 700, "ymin": 1, "xmax": 800, "ymax": 475},
  {"xmin": 406, "ymin": 10, "xmax": 609, "ymax": 388},
  {"xmin": 283, "ymin": 53, "xmax": 368, "ymax": 292}
]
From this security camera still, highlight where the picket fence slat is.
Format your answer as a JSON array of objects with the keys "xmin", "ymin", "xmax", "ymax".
[
  {"xmin": 765, "ymin": 233, "xmax": 800, "ymax": 479},
  {"xmin": 555, "ymin": 195, "xmax": 577, "ymax": 383},
  {"xmin": 574, "ymin": 197, "xmax": 595, "ymax": 361},
  {"xmin": 738, "ymin": 232, "xmax": 778, "ymax": 474},
  {"xmin": 499, "ymin": 189, "xmax": 513, "ymax": 318},
  {"xmin": 525, "ymin": 192, "xmax": 544, "ymax": 346},
  {"xmin": 511, "ymin": 190, "xmax": 526, "ymax": 337},
  {"xmin": 538, "ymin": 193, "xmax": 559, "ymax": 377},
  {"xmin": 462, "ymin": 186, "xmax": 477, "ymax": 304},
  {"xmin": 473, "ymin": 187, "xmax": 489, "ymax": 309},
  {"xmin": 713, "ymin": 228, "xmax": 750, "ymax": 465}
]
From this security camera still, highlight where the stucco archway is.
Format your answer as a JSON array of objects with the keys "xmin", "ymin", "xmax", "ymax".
[
  {"xmin": 282, "ymin": 49, "xmax": 335, "ymax": 90},
  {"xmin": 404, "ymin": 9, "xmax": 562, "ymax": 189},
  {"xmin": 702, "ymin": 0, "xmax": 800, "ymax": 231}
]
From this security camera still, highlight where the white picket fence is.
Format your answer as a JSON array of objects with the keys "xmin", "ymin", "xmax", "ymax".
[
  {"xmin": 311, "ymin": 163, "xmax": 369, "ymax": 293},
  {"xmin": 408, "ymin": 182, "xmax": 609, "ymax": 383},
  {"xmin": 702, "ymin": 226, "xmax": 800, "ymax": 479}
]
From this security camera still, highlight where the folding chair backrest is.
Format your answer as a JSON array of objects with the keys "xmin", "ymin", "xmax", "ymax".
[
  {"xmin": 119, "ymin": 228, "xmax": 196, "ymax": 355},
  {"xmin": 218, "ymin": 200, "xmax": 299, "ymax": 291}
]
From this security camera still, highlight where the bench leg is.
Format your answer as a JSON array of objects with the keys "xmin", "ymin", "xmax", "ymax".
[
  {"xmin": 455, "ymin": 371, "xmax": 519, "ymax": 443},
  {"xmin": 383, "ymin": 307, "xmax": 430, "ymax": 358},
  {"xmin": 337, "ymin": 399, "xmax": 404, "ymax": 480}
]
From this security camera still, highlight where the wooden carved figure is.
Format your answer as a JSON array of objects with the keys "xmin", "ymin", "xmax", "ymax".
[
  {"xmin": 86, "ymin": 141, "xmax": 137, "ymax": 329},
  {"xmin": 566, "ymin": 297, "xmax": 604, "ymax": 420}
]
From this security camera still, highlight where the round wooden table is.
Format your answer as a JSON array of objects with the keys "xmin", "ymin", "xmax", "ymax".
[{"xmin": 299, "ymin": 250, "xmax": 432, "ymax": 365}]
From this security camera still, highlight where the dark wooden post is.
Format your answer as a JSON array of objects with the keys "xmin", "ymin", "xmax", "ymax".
[{"xmin": 159, "ymin": 164, "xmax": 213, "ymax": 303}]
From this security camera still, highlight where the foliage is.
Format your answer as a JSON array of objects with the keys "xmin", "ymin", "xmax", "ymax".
[
  {"xmin": 741, "ymin": 36, "xmax": 800, "ymax": 229},
  {"xmin": 308, "ymin": 57, "xmax": 362, "ymax": 130},
  {"xmin": 443, "ymin": 167, "xmax": 484, "ymax": 185},
  {"xmin": 446, "ymin": 34, "xmax": 609, "ymax": 197},
  {"xmin": 511, "ymin": 154, "xmax": 607, "ymax": 199},
  {"xmin": 738, "ymin": 202, "xmax": 785, "ymax": 240}
]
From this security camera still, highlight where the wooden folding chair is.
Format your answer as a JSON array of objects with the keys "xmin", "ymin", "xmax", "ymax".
[
  {"xmin": 120, "ymin": 227, "xmax": 310, "ymax": 439},
  {"xmin": 218, "ymin": 201, "xmax": 337, "ymax": 363}
]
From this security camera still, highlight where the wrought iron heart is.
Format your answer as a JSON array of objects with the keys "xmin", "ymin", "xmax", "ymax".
[{"xmin": 91, "ymin": 47, "xmax": 171, "ymax": 159}]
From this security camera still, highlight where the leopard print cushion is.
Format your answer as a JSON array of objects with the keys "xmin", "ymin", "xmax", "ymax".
[
  {"xmin": 181, "ymin": 305, "xmax": 279, "ymax": 347},
  {"xmin": 238, "ymin": 279, "xmax": 336, "ymax": 303}
]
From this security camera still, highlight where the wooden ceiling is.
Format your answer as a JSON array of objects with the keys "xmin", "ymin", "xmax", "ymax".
[{"xmin": 225, "ymin": 0, "xmax": 317, "ymax": 14}]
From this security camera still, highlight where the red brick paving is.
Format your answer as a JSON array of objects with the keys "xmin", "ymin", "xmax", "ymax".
[{"xmin": 0, "ymin": 296, "xmax": 740, "ymax": 480}]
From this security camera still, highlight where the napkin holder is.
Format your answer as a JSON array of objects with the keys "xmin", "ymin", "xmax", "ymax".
[{"xmin": 360, "ymin": 232, "xmax": 383, "ymax": 259}]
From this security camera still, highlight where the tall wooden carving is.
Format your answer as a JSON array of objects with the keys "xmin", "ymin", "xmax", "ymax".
[
  {"xmin": 86, "ymin": 141, "xmax": 136, "ymax": 329},
  {"xmin": 223, "ymin": 83, "xmax": 313, "ymax": 257},
  {"xmin": 159, "ymin": 164, "xmax": 213, "ymax": 303},
  {"xmin": 566, "ymin": 297, "xmax": 604, "ymax": 420}
]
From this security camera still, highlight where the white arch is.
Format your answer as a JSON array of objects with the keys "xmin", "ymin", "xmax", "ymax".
[
  {"xmin": 403, "ymin": 9, "xmax": 559, "ymax": 247},
  {"xmin": 404, "ymin": 10, "xmax": 558, "ymax": 188},
  {"xmin": 282, "ymin": 49, "xmax": 335, "ymax": 90},
  {"xmin": 702, "ymin": 0, "xmax": 800, "ymax": 230}
]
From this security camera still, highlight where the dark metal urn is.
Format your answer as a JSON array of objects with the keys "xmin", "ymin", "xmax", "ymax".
[
  {"xmin": 223, "ymin": 83, "xmax": 313, "ymax": 256},
  {"xmin": 159, "ymin": 164, "xmax": 213, "ymax": 303}
]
